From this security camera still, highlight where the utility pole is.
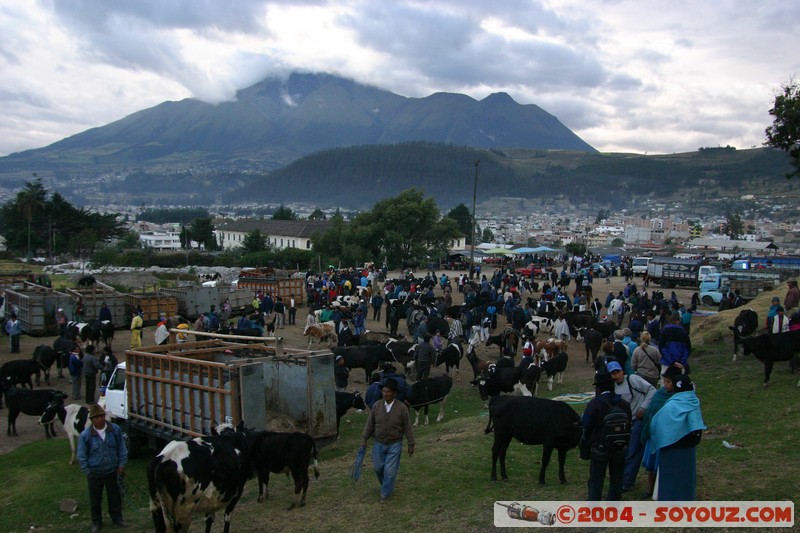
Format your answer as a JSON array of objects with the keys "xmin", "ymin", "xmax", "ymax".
[{"xmin": 470, "ymin": 158, "xmax": 480, "ymax": 278}]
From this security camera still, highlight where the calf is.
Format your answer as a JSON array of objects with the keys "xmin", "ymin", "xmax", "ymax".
[
  {"xmin": 484, "ymin": 395, "xmax": 582, "ymax": 484},
  {"xmin": 53, "ymin": 335, "xmax": 74, "ymax": 378},
  {"xmin": 335, "ymin": 391, "xmax": 367, "ymax": 436},
  {"xmin": 730, "ymin": 309, "xmax": 759, "ymax": 361},
  {"xmin": 39, "ymin": 403, "xmax": 107, "ymax": 464},
  {"xmin": 466, "ymin": 350, "xmax": 492, "ymax": 381},
  {"xmin": 741, "ymin": 330, "xmax": 800, "ymax": 386},
  {"xmin": 148, "ymin": 422, "xmax": 252, "ymax": 533},
  {"xmin": 408, "ymin": 374, "xmax": 453, "ymax": 426},
  {"xmin": 248, "ymin": 431, "xmax": 320, "ymax": 509},
  {"xmin": 541, "ymin": 352, "xmax": 569, "ymax": 391},
  {"xmin": 303, "ymin": 321, "xmax": 338, "ymax": 347},
  {"xmin": 6, "ymin": 388, "xmax": 66, "ymax": 437},
  {"xmin": 33, "ymin": 345, "xmax": 59, "ymax": 386}
]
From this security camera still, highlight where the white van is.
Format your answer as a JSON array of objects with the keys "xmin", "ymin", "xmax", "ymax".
[{"xmin": 631, "ymin": 257, "xmax": 651, "ymax": 276}]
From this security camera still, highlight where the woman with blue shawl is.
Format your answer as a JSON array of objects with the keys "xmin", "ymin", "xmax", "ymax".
[{"xmin": 644, "ymin": 371, "xmax": 706, "ymax": 500}]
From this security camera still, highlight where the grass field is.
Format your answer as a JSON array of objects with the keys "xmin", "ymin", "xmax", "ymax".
[{"xmin": 2, "ymin": 318, "xmax": 799, "ymax": 532}]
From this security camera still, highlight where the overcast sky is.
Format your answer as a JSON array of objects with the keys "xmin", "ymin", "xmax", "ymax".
[{"xmin": 1, "ymin": 1, "xmax": 798, "ymax": 157}]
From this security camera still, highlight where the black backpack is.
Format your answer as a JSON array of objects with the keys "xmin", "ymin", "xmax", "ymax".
[{"xmin": 602, "ymin": 396, "xmax": 631, "ymax": 450}]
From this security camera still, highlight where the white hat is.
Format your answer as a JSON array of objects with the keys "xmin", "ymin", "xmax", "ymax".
[{"xmin": 58, "ymin": 308, "xmax": 63, "ymax": 312}]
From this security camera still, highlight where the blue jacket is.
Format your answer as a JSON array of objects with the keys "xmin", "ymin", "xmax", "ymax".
[
  {"xmin": 77, "ymin": 422, "xmax": 128, "ymax": 475},
  {"xmin": 658, "ymin": 324, "xmax": 691, "ymax": 367}
]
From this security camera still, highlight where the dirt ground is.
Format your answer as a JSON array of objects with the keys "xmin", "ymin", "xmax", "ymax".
[{"xmin": 0, "ymin": 269, "xmax": 702, "ymax": 456}]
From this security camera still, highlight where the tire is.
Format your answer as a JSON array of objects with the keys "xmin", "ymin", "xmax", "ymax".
[
  {"xmin": 701, "ymin": 296, "xmax": 715, "ymax": 307},
  {"xmin": 659, "ymin": 280, "xmax": 671, "ymax": 288}
]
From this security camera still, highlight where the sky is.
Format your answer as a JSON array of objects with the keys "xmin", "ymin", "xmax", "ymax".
[{"xmin": 1, "ymin": 0, "xmax": 798, "ymax": 157}]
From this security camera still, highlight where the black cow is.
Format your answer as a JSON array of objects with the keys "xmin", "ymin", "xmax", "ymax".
[
  {"xmin": 730, "ymin": 309, "xmax": 759, "ymax": 361},
  {"xmin": 53, "ymin": 334, "xmax": 74, "ymax": 378},
  {"xmin": 333, "ymin": 345, "xmax": 385, "ymax": 382},
  {"xmin": 427, "ymin": 316, "xmax": 450, "ymax": 337},
  {"xmin": 6, "ymin": 388, "xmax": 67, "ymax": 437},
  {"xmin": 466, "ymin": 350, "xmax": 492, "ymax": 381},
  {"xmin": 593, "ymin": 320, "xmax": 617, "ymax": 341},
  {"xmin": 148, "ymin": 422, "xmax": 253, "ymax": 533},
  {"xmin": 741, "ymin": 330, "xmax": 800, "ymax": 386},
  {"xmin": 486, "ymin": 328, "xmax": 520, "ymax": 358},
  {"xmin": 579, "ymin": 328, "xmax": 604, "ymax": 364},
  {"xmin": 563, "ymin": 311, "xmax": 596, "ymax": 338},
  {"xmin": 335, "ymin": 391, "xmax": 367, "ymax": 436},
  {"xmin": 483, "ymin": 395, "xmax": 582, "ymax": 484},
  {"xmin": 0, "ymin": 359, "xmax": 40, "ymax": 407},
  {"xmin": 32, "ymin": 345, "xmax": 59, "ymax": 386},
  {"xmin": 248, "ymin": 431, "xmax": 320, "ymax": 509},
  {"xmin": 408, "ymin": 374, "xmax": 453, "ymax": 426},
  {"xmin": 433, "ymin": 342, "xmax": 463, "ymax": 378},
  {"xmin": 541, "ymin": 352, "xmax": 569, "ymax": 391}
]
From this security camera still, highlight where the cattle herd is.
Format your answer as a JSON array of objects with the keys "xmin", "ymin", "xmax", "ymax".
[{"xmin": 2, "ymin": 266, "xmax": 799, "ymax": 531}]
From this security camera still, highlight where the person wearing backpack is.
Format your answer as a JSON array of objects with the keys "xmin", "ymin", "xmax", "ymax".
[
  {"xmin": 608, "ymin": 361, "xmax": 656, "ymax": 493},
  {"xmin": 581, "ymin": 367, "xmax": 632, "ymax": 501}
]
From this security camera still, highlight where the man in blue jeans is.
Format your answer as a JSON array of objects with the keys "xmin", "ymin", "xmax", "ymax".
[
  {"xmin": 360, "ymin": 378, "xmax": 415, "ymax": 503},
  {"xmin": 77, "ymin": 403, "xmax": 128, "ymax": 532}
]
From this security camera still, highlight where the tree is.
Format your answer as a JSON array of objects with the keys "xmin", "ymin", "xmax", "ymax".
[
  {"xmin": 272, "ymin": 204, "xmax": 297, "ymax": 220},
  {"xmin": 480, "ymin": 226, "xmax": 494, "ymax": 243},
  {"xmin": 308, "ymin": 208, "xmax": 327, "ymax": 220},
  {"xmin": 16, "ymin": 179, "xmax": 46, "ymax": 259},
  {"xmin": 723, "ymin": 211, "xmax": 744, "ymax": 240},
  {"xmin": 242, "ymin": 229, "xmax": 268, "ymax": 252},
  {"xmin": 565, "ymin": 242, "xmax": 587, "ymax": 256},
  {"xmin": 190, "ymin": 218, "xmax": 218, "ymax": 250},
  {"xmin": 595, "ymin": 209, "xmax": 610, "ymax": 224},
  {"xmin": 765, "ymin": 80, "xmax": 800, "ymax": 179},
  {"xmin": 611, "ymin": 238, "xmax": 625, "ymax": 247},
  {"xmin": 445, "ymin": 203, "xmax": 472, "ymax": 244}
]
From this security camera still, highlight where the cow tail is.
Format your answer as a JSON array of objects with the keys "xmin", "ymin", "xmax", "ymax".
[
  {"xmin": 484, "ymin": 412, "xmax": 495, "ymax": 435},
  {"xmin": 310, "ymin": 437, "xmax": 320, "ymax": 479}
]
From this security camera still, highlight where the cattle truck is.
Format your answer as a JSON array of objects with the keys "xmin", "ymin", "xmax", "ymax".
[
  {"xmin": 645, "ymin": 257, "xmax": 718, "ymax": 288},
  {"xmin": 100, "ymin": 337, "xmax": 338, "ymax": 453}
]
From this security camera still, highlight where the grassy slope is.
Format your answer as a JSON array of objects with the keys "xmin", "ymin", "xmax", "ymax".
[{"xmin": 2, "ymin": 290, "xmax": 799, "ymax": 532}]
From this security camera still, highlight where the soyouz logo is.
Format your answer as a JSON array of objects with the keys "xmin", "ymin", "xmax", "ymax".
[{"xmin": 494, "ymin": 501, "xmax": 794, "ymax": 528}]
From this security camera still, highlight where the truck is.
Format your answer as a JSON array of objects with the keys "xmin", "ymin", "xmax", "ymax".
[
  {"xmin": 698, "ymin": 277, "xmax": 777, "ymax": 307},
  {"xmin": 158, "ymin": 285, "xmax": 255, "ymax": 319},
  {"xmin": 101, "ymin": 337, "xmax": 338, "ymax": 453},
  {"xmin": 645, "ymin": 257, "xmax": 718, "ymax": 288},
  {"xmin": 0, "ymin": 270, "xmax": 51, "ymax": 289},
  {"xmin": 631, "ymin": 257, "xmax": 651, "ymax": 276}
]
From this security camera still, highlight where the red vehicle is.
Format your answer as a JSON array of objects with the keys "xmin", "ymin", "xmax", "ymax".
[{"xmin": 516, "ymin": 264, "xmax": 547, "ymax": 278}]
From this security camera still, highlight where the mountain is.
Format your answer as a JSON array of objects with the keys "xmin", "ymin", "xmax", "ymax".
[
  {"xmin": 0, "ymin": 72, "xmax": 594, "ymax": 176},
  {"xmin": 224, "ymin": 143, "xmax": 795, "ymax": 211}
]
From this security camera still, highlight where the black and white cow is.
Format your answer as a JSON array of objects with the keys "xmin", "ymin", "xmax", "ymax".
[
  {"xmin": 408, "ymin": 373, "xmax": 453, "ymax": 426},
  {"xmin": 247, "ymin": 431, "xmax": 320, "ymax": 509},
  {"xmin": 38, "ymin": 403, "xmax": 108, "ymax": 464},
  {"xmin": 729, "ymin": 309, "xmax": 759, "ymax": 361},
  {"xmin": 433, "ymin": 342, "xmax": 463, "ymax": 378},
  {"xmin": 471, "ymin": 364, "xmax": 542, "ymax": 403},
  {"xmin": 528, "ymin": 316, "xmax": 555, "ymax": 335},
  {"xmin": 335, "ymin": 391, "xmax": 367, "ymax": 436},
  {"xmin": 147, "ymin": 422, "xmax": 253, "ymax": 533},
  {"xmin": 541, "ymin": 352, "xmax": 569, "ymax": 391},
  {"xmin": 740, "ymin": 330, "xmax": 800, "ymax": 386},
  {"xmin": 483, "ymin": 395, "xmax": 582, "ymax": 484},
  {"xmin": 6, "ymin": 388, "xmax": 67, "ymax": 437},
  {"xmin": 382, "ymin": 339, "xmax": 417, "ymax": 367}
]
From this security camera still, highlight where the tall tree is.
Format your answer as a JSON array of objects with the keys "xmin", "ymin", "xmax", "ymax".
[
  {"xmin": 445, "ymin": 203, "xmax": 472, "ymax": 244},
  {"xmin": 190, "ymin": 218, "xmax": 218, "ymax": 250},
  {"xmin": 16, "ymin": 179, "xmax": 47, "ymax": 258},
  {"xmin": 765, "ymin": 80, "xmax": 800, "ymax": 179}
]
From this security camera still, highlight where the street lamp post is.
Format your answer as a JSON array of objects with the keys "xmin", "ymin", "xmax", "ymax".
[{"xmin": 470, "ymin": 158, "xmax": 480, "ymax": 278}]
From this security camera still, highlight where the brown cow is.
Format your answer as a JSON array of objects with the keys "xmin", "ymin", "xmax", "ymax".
[{"xmin": 303, "ymin": 321, "xmax": 338, "ymax": 347}]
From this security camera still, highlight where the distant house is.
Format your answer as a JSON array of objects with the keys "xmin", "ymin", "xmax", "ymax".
[
  {"xmin": 686, "ymin": 237, "xmax": 778, "ymax": 253},
  {"xmin": 139, "ymin": 231, "xmax": 183, "ymax": 251},
  {"xmin": 215, "ymin": 219, "xmax": 333, "ymax": 251}
]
